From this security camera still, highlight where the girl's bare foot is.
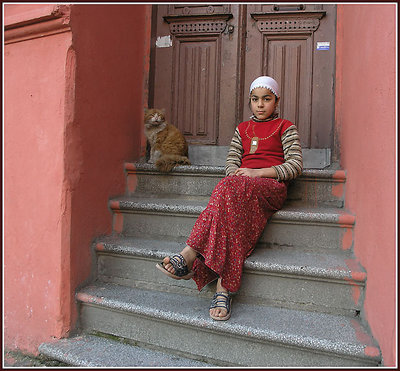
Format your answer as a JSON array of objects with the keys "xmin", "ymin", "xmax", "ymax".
[
  {"xmin": 210, "ymin": 278, "xmax": 231, "ymax": 320},
  {"xmin": 162, "ymin": 245, "xmax": 197, "ymax": 275}
]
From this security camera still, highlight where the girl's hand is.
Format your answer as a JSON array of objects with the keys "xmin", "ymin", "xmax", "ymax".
[
  {"xmin": 233, "ymin": 167, "xmax": 278, "ymax": 179},
  {"xmin": 234, "ymin": 168, "xmax": 261, "ymax": 178}
]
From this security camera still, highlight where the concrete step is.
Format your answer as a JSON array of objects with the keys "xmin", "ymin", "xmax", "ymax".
[
  {"xmin": 187, "ymin": 145, "xmax": 332, "ymax": 169},
  {"xmin": 94, "ymin": 236, "xmax": 365, "ymax": 316},
  {"xmin": 76, "ymin": 283, "xmax": 381, "ymax": 367},
  {"xmin": 39, "ymin": 334, "xmax": 214, "ymax": 367},
  {"xmin": 125, "ymin": 162, "xmax": 346, "ymax": 208},
  {"xmin": 110, "ymin": 195, "xmax": 355, "ymax": 251}
]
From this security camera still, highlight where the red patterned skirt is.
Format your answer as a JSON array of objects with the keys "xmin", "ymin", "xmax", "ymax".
[{"xmin": 186, "ymin": 175, "xmax": 288, "ymax": 293}]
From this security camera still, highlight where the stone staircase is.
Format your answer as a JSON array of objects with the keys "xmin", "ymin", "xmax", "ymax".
[{"xmin": 39, "ymin": 155, "xmax": 382, "ymax": 367}]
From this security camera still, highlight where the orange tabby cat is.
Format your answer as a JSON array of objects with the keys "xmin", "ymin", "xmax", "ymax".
[{"xmin": 144, "ymin": 108, "xmax": 191, "ymax": 172}]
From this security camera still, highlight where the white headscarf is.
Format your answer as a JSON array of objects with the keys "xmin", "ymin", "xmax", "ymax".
[{"xmin": 249, "ymin": 76, "xmax": 280, "ymax": 98}]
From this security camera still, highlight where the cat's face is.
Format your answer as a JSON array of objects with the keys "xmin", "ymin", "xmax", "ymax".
[{"xmin": 144, "ymin": 108, "xmax": 166, "ymax": 128}]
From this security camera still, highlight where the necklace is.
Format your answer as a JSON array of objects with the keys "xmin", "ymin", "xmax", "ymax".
[{"xmin": 245, "ymin": 119, "xmax": 284, "ymax": 154}]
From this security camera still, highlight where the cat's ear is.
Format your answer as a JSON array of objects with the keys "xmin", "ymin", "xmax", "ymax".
[
  {"xmin": 160, "ymin": 108, "xmax": 166, "ymax": 114},
  {"xmin": 144, "ymin": 107, "xmax": 149, "ymax": 114}
]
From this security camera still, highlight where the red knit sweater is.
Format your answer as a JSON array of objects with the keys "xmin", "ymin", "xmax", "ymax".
[{"xmin": 238, "ymin": 118, "xmax": 293, "ymax": 169}]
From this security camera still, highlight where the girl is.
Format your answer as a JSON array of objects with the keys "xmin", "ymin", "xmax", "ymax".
[{"xmin": 156, "ymin": 76, "xmax": 303, "ymax": 321}]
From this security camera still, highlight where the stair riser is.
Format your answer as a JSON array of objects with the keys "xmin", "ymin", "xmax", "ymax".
[
  {"xmin": 97, "ymin": 253, "xmax": 362, "ymax": 316},
  {"xmin": 128, "ymin": 172, "xmax": 344, "ymax": 208},
  {"xmin": 79, "ymin": 304, "xmax": 375, "ymax": 367},
  {"xmin": 259, "ymin": 222, "xmax": 351, "ymax": 250},
  {"xmin": 114, "ymin": 212, "xmax": 351, "ymax": 251},
  {"xmin": 130, "ymin": 172, "xmax": 221, "ymax": 197},
  {"xmin": 288, "ymin": 179, "xmax": 344, "ymax": 208}
]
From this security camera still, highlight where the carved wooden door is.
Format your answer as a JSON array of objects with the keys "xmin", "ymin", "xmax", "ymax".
[
  {"xmin": 149, "ymin": 4, "xmax": 239, "ymax": 145},
  {"xmin": 149, "ymin": 4, "xmax": 336, "ymax": 152}
]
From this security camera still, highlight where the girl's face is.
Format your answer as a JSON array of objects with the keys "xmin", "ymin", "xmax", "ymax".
[{"xmin": 250, "ymin": 87, "xmax": 279, "ymax": 120}]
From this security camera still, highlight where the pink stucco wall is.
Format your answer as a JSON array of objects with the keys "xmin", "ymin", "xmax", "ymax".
[
  {"xmin": 4, "ymin": 4, "xmax": 59, "ymax": 25},
  {"xmin": 4, "ymin": 4, "xmax": 151, "ymax": 354},
  {"xmin": 4, "ymin": 23, "xmax": 73, "ymax": 352},
  {"xmin": 336, "ymin": 4, "xmax": 396, "ymax": 367}
]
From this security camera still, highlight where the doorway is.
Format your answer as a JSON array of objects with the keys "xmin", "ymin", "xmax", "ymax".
[{"xmin": 149, "ymin": 4, "xmax": 336, "ymax": 165}]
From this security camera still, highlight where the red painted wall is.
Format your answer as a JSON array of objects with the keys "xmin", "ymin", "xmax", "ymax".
[
  {"xmin": 336, "ymin": 4, "xmax": 396, "ymax": 366},
  {"xmin": 66, "ymin": 3, "xmax": 151, "ymax": 330},
  {"xmin": 4, "ymin": 4, "xmax": 151, "ymax": 354}
]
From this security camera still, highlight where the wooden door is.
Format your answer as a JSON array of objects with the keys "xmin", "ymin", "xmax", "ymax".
[
  {"xmin": 243, "ymin": 4, "xmax": 336, "ymax": 150},
  {"xmin": 149, "ymin": 4, "xmax": 336, "ymax": 152}
]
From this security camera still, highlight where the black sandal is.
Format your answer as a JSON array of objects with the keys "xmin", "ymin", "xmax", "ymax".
[
  {"xmin": 209, "ymin": 292, "xmax": 232, "ymax": 321},
  {"xmin": 156, "ymin": 254, "xmax": 194, "ymax": 280}
]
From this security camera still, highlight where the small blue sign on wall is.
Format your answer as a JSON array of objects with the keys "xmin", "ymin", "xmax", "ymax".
[{"xmin": 317, "ymin": 42, "xmax": 330, "ymax": 50}]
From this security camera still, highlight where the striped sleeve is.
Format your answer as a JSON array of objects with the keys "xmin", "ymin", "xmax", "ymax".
[
  {"xmin": 272, "ymin": 125, "xmax": 303, "ymax": 181},
  {"xmin": 225, "ymin": 127, "xmax": 243, "ymax": 176}
]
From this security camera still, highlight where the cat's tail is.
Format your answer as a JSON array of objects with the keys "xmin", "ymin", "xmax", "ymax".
[{"xmin": 155, "ymin": 154, "xmax": 191, "ymax": 173}]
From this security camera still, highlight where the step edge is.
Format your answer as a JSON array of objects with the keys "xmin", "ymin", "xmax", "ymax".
[
  {"xmin": 39, "ymin": 342, "xmax": 99, "ymax": 367},
  {"xmin": 109, "ymin": 200, "xmax": 355, "ymax": 226},
  {"xmin": 109, "ymin": 199, "xmax": 205, "ymax": 215},
  {"xmin": 39, "ymin": 334, "xmax": 214, "ymax": 368},
  {"xmin": 125, "ymin": 162, "xmax": 225, "ymax": 175},
  {"xmin": 95, "ymin": 241, "xmax": 366, "ymax": 284},
  {"xmin": 125, "ymin": 162, "xmax": 346, "ymax": 181},
  {"xmin": 75, "ymin": 286, "xmax": 379, "ymax": 363}
]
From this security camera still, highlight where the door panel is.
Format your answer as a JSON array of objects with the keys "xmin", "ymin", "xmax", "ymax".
[
  {"xmin": 173, "ymin": 36, "xmax": 220, "ymax": 143},
  {"xmin": 264, "ymin": 36, "xmax": 313, "ymax": 146}
]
